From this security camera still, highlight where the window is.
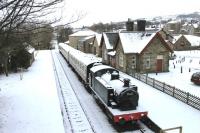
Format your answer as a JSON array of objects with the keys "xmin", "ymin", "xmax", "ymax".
[
  {"xmin": 119, "ymin": 52, "xmax": 124, "ymax": 67},
  {"xmin": 145, "ymin": 56, "xmax": 150, "ymax": 69}
]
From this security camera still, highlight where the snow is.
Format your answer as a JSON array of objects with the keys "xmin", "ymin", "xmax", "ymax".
[
  {"xmin": 103, "ymin": 33, "xmax": 113, "ymax": 50},
  {"xmin": 69, "ymin": 29, "xmax": 97, "ymax": 37},
  {"xmin": 173, "ymin": 34, "xmax": 200, "ymax": 46},
  {"xmin": 184, "ymin": 35, "xmax": 200, "ymax": 46},
  {"xmin": 95, "ymin": 34, "xmax": 102, "ymax": 46},
  {"xmin": 119, "ymin": 32, "xmax": 156, "ymax": 54},
  {"xmin": 0, "ymin": 50, "xmax": 65, "ymax": 133},
  {"xmin": 1, "ymin": 48, "xmax": 200, "ymax": 133},
  {"xmin": 148, "ymin": 50, "xmax": 200, "ymax": 97}
]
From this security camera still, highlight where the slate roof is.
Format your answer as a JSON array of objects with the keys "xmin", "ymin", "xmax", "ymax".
[{"xmin": 102, "ymin": 32, "xmax": 119, "ymax": 50}]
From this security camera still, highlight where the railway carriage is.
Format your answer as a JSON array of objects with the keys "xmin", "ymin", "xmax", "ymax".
[
  {"xmin": 58, "ymin": 43, "xmax": 72, "ymax": 61},
  {"xmin": 58, "ymin": 43, "xmax": 148, "ymax": 125}
]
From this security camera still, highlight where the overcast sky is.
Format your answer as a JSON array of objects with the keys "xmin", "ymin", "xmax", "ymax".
[{"xmin": 58, "ymin": 0, "xmax": 200, "ymax": 27}]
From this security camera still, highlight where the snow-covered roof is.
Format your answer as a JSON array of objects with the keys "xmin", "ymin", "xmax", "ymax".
[
  {"xmin": 95, "ymin": 34, "xmax": 102, "ymax": 46},
  {"xmin": 81, "ymin": 35, "xmax": 95, "ymax": 42},
  {"xmin": 184, "ymin": 35, "xmax": 200, "ymax": 46},
  {"xmin": 119, "ymin": 32, "xmax": 156, "ymax": 54},
  {"xmin": 26, "ymin": 45, "xmax": 35, "ymax": 54},
  {"xmin": 167, "ymin": 20, "xmax": 181, "ymax": 24},
  {"xmin": 102, "ymin": 32, "xmax": 118, "ymax": 50},
  {"xmin": 69, "ymin": 29, "xmax": 97, "ymax": 37},
  {"xmin": 173, "ymin": 35, "xmax": 182, "ymax": 43},
  {"xmin": 193, "ymin": 23, "xmax": 199, "ymax": 28},
  {"xmin": 107, "ymin": 51, "xmax": 116, "ymax": 56},
  {"xmin": 173, "ymin": 34, "xmax": 200, "ymax": 46}
]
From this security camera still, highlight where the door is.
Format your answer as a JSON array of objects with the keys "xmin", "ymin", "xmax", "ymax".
[{"xmin": 156, "ymin": 59, "xmax": 163, "ymax": 72}]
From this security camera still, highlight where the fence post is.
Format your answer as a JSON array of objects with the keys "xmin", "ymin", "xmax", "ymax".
[
  {"xmin": 146, "ymin": 74, "xmax": 148, "ymax": 83},
  {"xmin": 186, "ymin": 92, "xmax": 190, "ymax": 104},
  {"xmin": 163, "ymin": 82, "xmax": 165, "ymax": 92},
  {"xmin": 173, "ymin": 86, "xmax": 175, "ymax": 97},
  {"xmin": 153, "ymin": 78, "xmax": 155, "ymax": 87}
]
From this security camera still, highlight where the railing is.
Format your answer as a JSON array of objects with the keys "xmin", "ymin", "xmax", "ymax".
[
  {"xmin": 160, "ymin": 126, "xmax": 183, "ymax": 133},
  {"xmin": 131, "ymin": 73, "xmax": 200, "ymax": 111}
]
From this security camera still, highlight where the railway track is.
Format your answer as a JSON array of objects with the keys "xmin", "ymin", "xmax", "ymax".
[
  {"xmin": 51, "ymin": 50, "xmax": 95, "ymax": 133},
  {"xmin": 52, "ymin": 49, "xmax": 158, "ymax": 133}
]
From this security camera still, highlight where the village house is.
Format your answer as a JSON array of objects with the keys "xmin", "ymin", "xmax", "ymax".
[
  {"xmin": 68, "ymin": 29, "xmax": 97, "ymax": 50},
  {"xmin": 99, "ymin": 32, "xmax": 119, "ymax": 67},
  {"xmin": 173, "ymin": 34, "xmax": 200, "ymax": 50},
  {"xmin": 78, "ymin": 36, "xmax": 95, "ymax": 53},
  {"xmin": 180, "ymin": 22, "xmax": 200, "ymax": 36},
  {"xmin": 114, "ymin": 31, "xmax": 173, "ymax": 74},
  {"xmin": 163, "ymin": 20, "xmax": 181, "ymax": 34},
  {"xmin": 93, "ymin": 34, "xmax": 102, "ymax": 56}
]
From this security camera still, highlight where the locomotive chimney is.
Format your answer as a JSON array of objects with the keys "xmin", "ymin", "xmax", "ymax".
[
  {"xmin": 137, "ymin": 19, "xmax": 146, "ymax": 31},
  {"xmin": 123, "ymin": 78, "xmax": 130, "ymax": 87},
  {"xmin": 111, "ymin": 71, "xmax": 119, "ymax": 80},
  {"xmin": 126, "ymin": 18, "xmax": 134, "ymax": 31}
]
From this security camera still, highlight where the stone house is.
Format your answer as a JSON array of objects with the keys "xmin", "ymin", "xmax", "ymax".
[
  {"xmin": 68, "ymin": 29, "xmax": 97, "ymax": 50},
  {"xmin": 163, "ymin": 20, "xmax": 181, "ymax": 34},
  {"xmin": 79, "ymin": 36, "xmax": 95, "ymax": 53},
  {"xmin": 180, "ymin": 22, "xmax": 200, "ymax": 36},
  {"xmin": 173, "ymin": 34, "xmax": 200, "ymax": 50},
  {"xmin": 115, "ymin": 31, "xmax": 173, "ymax": 74},
  {"xmin": 99, "ymin": 32, "xmax": 119, "ymax": 67},
  {"xmin": 93, "ymin": 34, "xmax": 102, "ymax": 56}
]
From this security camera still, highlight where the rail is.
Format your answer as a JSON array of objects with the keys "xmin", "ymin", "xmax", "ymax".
[
  {"xmin": 130, "ymin": 72, "xmax": 200, "ymax": 111},
  {"xmin": 51, "ymin": 51, "xmax": 95, "ymax": 133}
]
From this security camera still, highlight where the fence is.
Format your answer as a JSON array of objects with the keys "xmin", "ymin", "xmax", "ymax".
[{"xmin": 131, "ymin": 73, "xmax": 200, "ymax": 111}]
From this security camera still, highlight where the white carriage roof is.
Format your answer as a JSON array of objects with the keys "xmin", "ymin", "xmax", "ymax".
[
  {"xmin": 59, "ymin": 43, "xmax": 72, "ymax": 52},
  {"xmin": 71, "ymin": 49, "xmax": 101, "ymax": 66},
  {"xmin": 119, "ymin": 32, "xmax": 156, "ymax": 54},
  {"xmin": 59, "ymin": 42, "xmax": 101, "ymax": 66}
]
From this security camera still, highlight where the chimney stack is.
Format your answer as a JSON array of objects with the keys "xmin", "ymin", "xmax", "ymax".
[
  {"xmin": 126, "ymin": 18, "xmax": 134, "ymax": 31},
  {"xmin": 137, "ymin": 19, "xmax": 146, "ymax": 31}
]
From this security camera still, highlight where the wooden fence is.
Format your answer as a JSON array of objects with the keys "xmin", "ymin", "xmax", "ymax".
[{"xmin": 131, "ymin": 73, "xmax": 200, "ymax": 111}]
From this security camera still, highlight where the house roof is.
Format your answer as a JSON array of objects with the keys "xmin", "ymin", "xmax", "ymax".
[
  {"xmin": 173, "ymin": 34, "xmax": 200, "ymax": 46},
  {"xmin": 69, "ymin": 29, "xmax": 97, "ymax": 37},
  {"xmin": 184, "ymin": 35, "xmax": 200, "ymax": 46},
  {"xmin": 81, "ymin": 36, "xmax": 95, "ymax": 42},
  {"xmin": 102, "ymin": 32, "xmax": 118, "ymax": 50},
  {"xmin": 119, "ymin": 31, "xmax": 156, "ymax": 54},
  {"xmin": 95, "ymin": 34, "xmax": 102, "ymax": 46},
  {"xmin": 173, "ymin": 35, "xmax": 182, "ymax": 43}
]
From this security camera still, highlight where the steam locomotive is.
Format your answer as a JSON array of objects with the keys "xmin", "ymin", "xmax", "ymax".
[{"xmin": 58, "ymin": 43, "xmax": 148, "ymax": 125}]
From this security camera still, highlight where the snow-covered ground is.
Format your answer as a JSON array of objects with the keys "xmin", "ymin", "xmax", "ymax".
[
  {"xmin": 148, "ymin": 50, "xmax": 200, "ymax": 97},
  {"xmin": 0, "ymin": 50, "xmax": 65, "ymax": 133},
  {"xmin": 0, "ymin": 49, "xmax": 200, "ymax": 133}
]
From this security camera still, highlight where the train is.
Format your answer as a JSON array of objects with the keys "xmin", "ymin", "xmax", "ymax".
[{"xmin": 58, "ymin": 43, "xmax": 148, "ymax": 125}]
